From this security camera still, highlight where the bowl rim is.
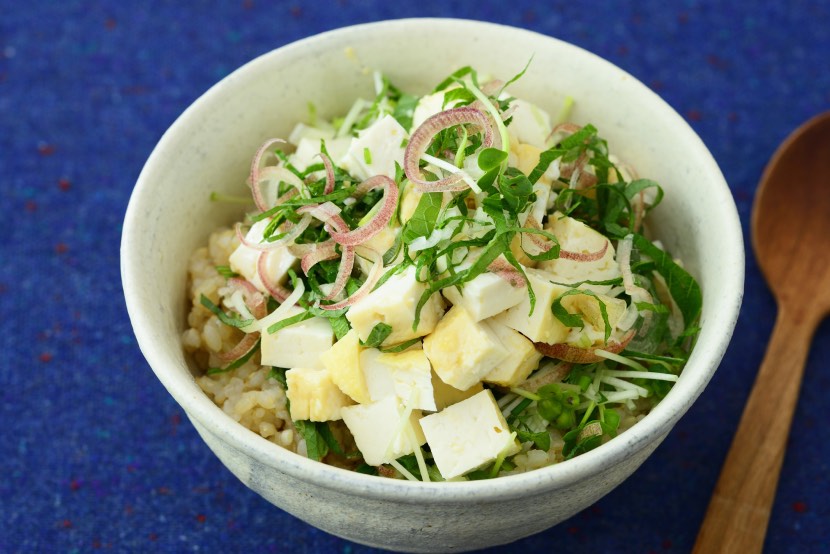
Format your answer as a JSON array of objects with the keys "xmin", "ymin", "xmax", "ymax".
[{"xmin": 122, "ymin": 17, "xmax": 745, "ymax": 503}]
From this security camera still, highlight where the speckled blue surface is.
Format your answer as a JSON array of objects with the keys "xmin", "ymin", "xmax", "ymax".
[{"xmin": 2, "ymin": 1, "xmax": 830, "ymax": 552}]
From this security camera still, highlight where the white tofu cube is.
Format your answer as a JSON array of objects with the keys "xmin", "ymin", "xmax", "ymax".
[
  {"xmin": 420, "ymin": 390, "xmax": 520, "ymax": 479},
  {"xmin": 345, "ymin": 265, "xmax": 444, "ymax": 346},
  {"xmin": 412, "ymin": 91, "xmax": 446, "ymax": 132},
  {"xmin": 360, "ymin": 348, "xmax": 436, "ymax": 411},
  {"xmin": 290, "ymin": 136, "xmax": 353, "ymax": 174},
  {"xmin": 441, "ymin": 270, "xmax": 527, "ymax": 322},
  {"xmin": 339, "ymin": 114, "xmax": 407, "ymax": 182},
  {"xmin": 228, "ymin": 219, "xmax": 298, "ymax": 295},
  {"xmin": 422, "ymin": 305, "xmax": 509, "ymax": 391},
  {"xmin": 505, "ymin": 98, "xmax": 552, "ymax": 149},
  {"xmin": 482, "ymin": 319, "xmax": 543, "ymax": 387},
  {"xmin": 288, "ymin": 122, "xmax": 335, "ymax": 145},
  {"xmin": 538, "ymin": 212, "xmax": 620, "ymax": 293},
  {"xmin": 491, "ymin": 268, "xmax": 571, "ymax": 344},
  {"xmin": 340, "ymin": 396, "xmax": 426, "ymax": 466},
  {"xmin": 260, "ymin": 307, "xmax": 334, "ymax": 370},
  {"xmin": 285, "ymin": 367, "xmax": 353, "ymax": 422},
  {"xmin": 320, "ymin": 329, "xmax": 371, "ymax": 404}
]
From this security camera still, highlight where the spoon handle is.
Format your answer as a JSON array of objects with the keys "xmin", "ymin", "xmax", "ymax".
[{"xmin": 693, "ymin": 305, "xmax": 815, "ymax": 553}]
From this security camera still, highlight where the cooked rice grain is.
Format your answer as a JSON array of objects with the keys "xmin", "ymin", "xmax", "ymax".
[{"xmin": 184, "ymin": 229, "xmax": 297, "ymax": 451}]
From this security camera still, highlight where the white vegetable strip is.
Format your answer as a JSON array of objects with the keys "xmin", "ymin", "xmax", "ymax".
[
  {"xmin": 408, "ymin": 224, "xmax": 456, "ymax": 253},
  {"xmin": 408, "ymin": 427, "xmax": 430, "ymax": 483},
  {"xmin": 593, "ymin": 348, "xmax": 649, "ymax": 372},
  {"xmin": 501, "ymin": 395, "xmax": 526, "ymax": 418},
  {"xmin": 617, "ymin": 234, "xmax": 653, "ymax": 305},
  {"xmin": 602, "ymin": 369, "xmax": 679, "ymax": 382},
  {"xmin": 225, "ymin": 289, "xmax": 255, "ymax": 322},
  {"xmin": 336, "ymin": 98, "xmax": 368, "ymax": 138},
  {"xmin": 600, "ymin": 375, "xmax": 650, "ymax": 397},
  {"xmin": 420, "ymin": 153, "xmax": 482, "ymax": 193},
  {"xmin": 602, "ymin": 390, "xmax": 641, "ymax": 403},
  {"xmin": 497, "ymin": 392, "xmax": 518, "ymax": 409},
  {"xmin": 388, "ymin": 459, "xmax": 420, "ymax": 482}
]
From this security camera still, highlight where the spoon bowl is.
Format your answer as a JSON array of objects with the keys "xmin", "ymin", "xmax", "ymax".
[
  {"xmin": 694, "ymin": 111, "xmax": 830, "ymax": 553},
  {"xmin": 753, "ymin": 111, "xmax": 830, "ymax": 313}
]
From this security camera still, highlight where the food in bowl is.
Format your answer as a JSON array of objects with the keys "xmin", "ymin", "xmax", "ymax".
[{"xmin": 182, "ymin": 65, "xmax": 701, "ymax": 481}]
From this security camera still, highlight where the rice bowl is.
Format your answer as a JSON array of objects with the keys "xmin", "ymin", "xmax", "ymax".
[{"xmin": 121, "ymin": 19, "xmax": 743, "ymax": 551}]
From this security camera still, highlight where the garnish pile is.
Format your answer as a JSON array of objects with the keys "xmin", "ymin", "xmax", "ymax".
[{"xmin": 193, "ymin": 65, "xmax": 702, "ymax": 481}]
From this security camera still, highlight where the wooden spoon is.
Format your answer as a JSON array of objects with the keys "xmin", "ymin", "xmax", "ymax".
[{"xmin": 693, "ymin": 112, "xmax": 830, "ymax": 553}]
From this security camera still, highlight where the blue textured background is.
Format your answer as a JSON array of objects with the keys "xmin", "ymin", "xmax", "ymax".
[{"xmin": 2, "ymin": 1, "xmax": 829, "ymax": 552}]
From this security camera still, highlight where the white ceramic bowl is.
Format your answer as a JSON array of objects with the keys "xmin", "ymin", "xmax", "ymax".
[{"xmin": 122, "ymin": 18, "xmax": 744, "ymax": 552}]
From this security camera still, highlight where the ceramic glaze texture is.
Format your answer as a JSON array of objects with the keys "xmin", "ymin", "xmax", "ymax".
[
  {"xmin": 193, "ymin": 413, "xmax": 669, "ymax": 551},
  {"xmin": 122, "ymin": 18, "xmax": 744, "ymax": 552}
]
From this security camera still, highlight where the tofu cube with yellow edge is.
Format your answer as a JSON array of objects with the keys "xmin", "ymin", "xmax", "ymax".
[
  {"xmin": 423, "ymin": 305, "xmax": 509, "ymax": 391},
  {"xmin": 431, "ymin": 372, "xmax": 483, "ymax": 411},
  {"xmin": 510, "ymin": 233, "xmax": 537, "ymax": 268},
  {"xmin": 514, "ymin": 143, "xmax": 542, "ymax": 176},
  {"xmin": 398, "ymin": 180, "xmax": 422, "ymax": 224},
  {"xmin": 285, "ymin": 367, "xmax": 353, "ymax": 422},
  {"xmin": 362, "ymin": 224, "xmax": 398, "ymax": 257},
  {"xmin": 360, "ymin": 348, "xmax": 436, "ymax": 411},
  {"xmin": 346, "ymin": 265, "xmax": 444, "ymax": 346},
  {"xmin": 319, "ymin": 329, "xmax": 370, "ymax": 404},
  {"xmin": 492, "ymin": 268, "xmax": 571, "ymax": 344},
  {"xmin": 538, "ymin": 212, "xmax": 621, "ymax": 292},
  {"xmin": 340, "ymin": 396, "xmax": 426, "ymax": 466},
  {"xmin": 260, "ymin": 307, "xmax": 334, "ymax": 370},
  {"xmin": 441, "ymin": 269, "xmax": 526, "ymax": 322},
  {"xmin": 482, "ymin": 319, "xmax": 543, "ymax": 387},
  {"xmin": 228, "ymin": 219, "xmax": 298, "ymax": 295},
  {"xmin": 420, "ymin": 389, "xmax": 521, "ymax": 479}
]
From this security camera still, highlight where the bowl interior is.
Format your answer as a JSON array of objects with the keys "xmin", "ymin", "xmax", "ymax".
[{"xmin": 122, "ymin": 18, "xmax": 743, "ymax": 499}]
